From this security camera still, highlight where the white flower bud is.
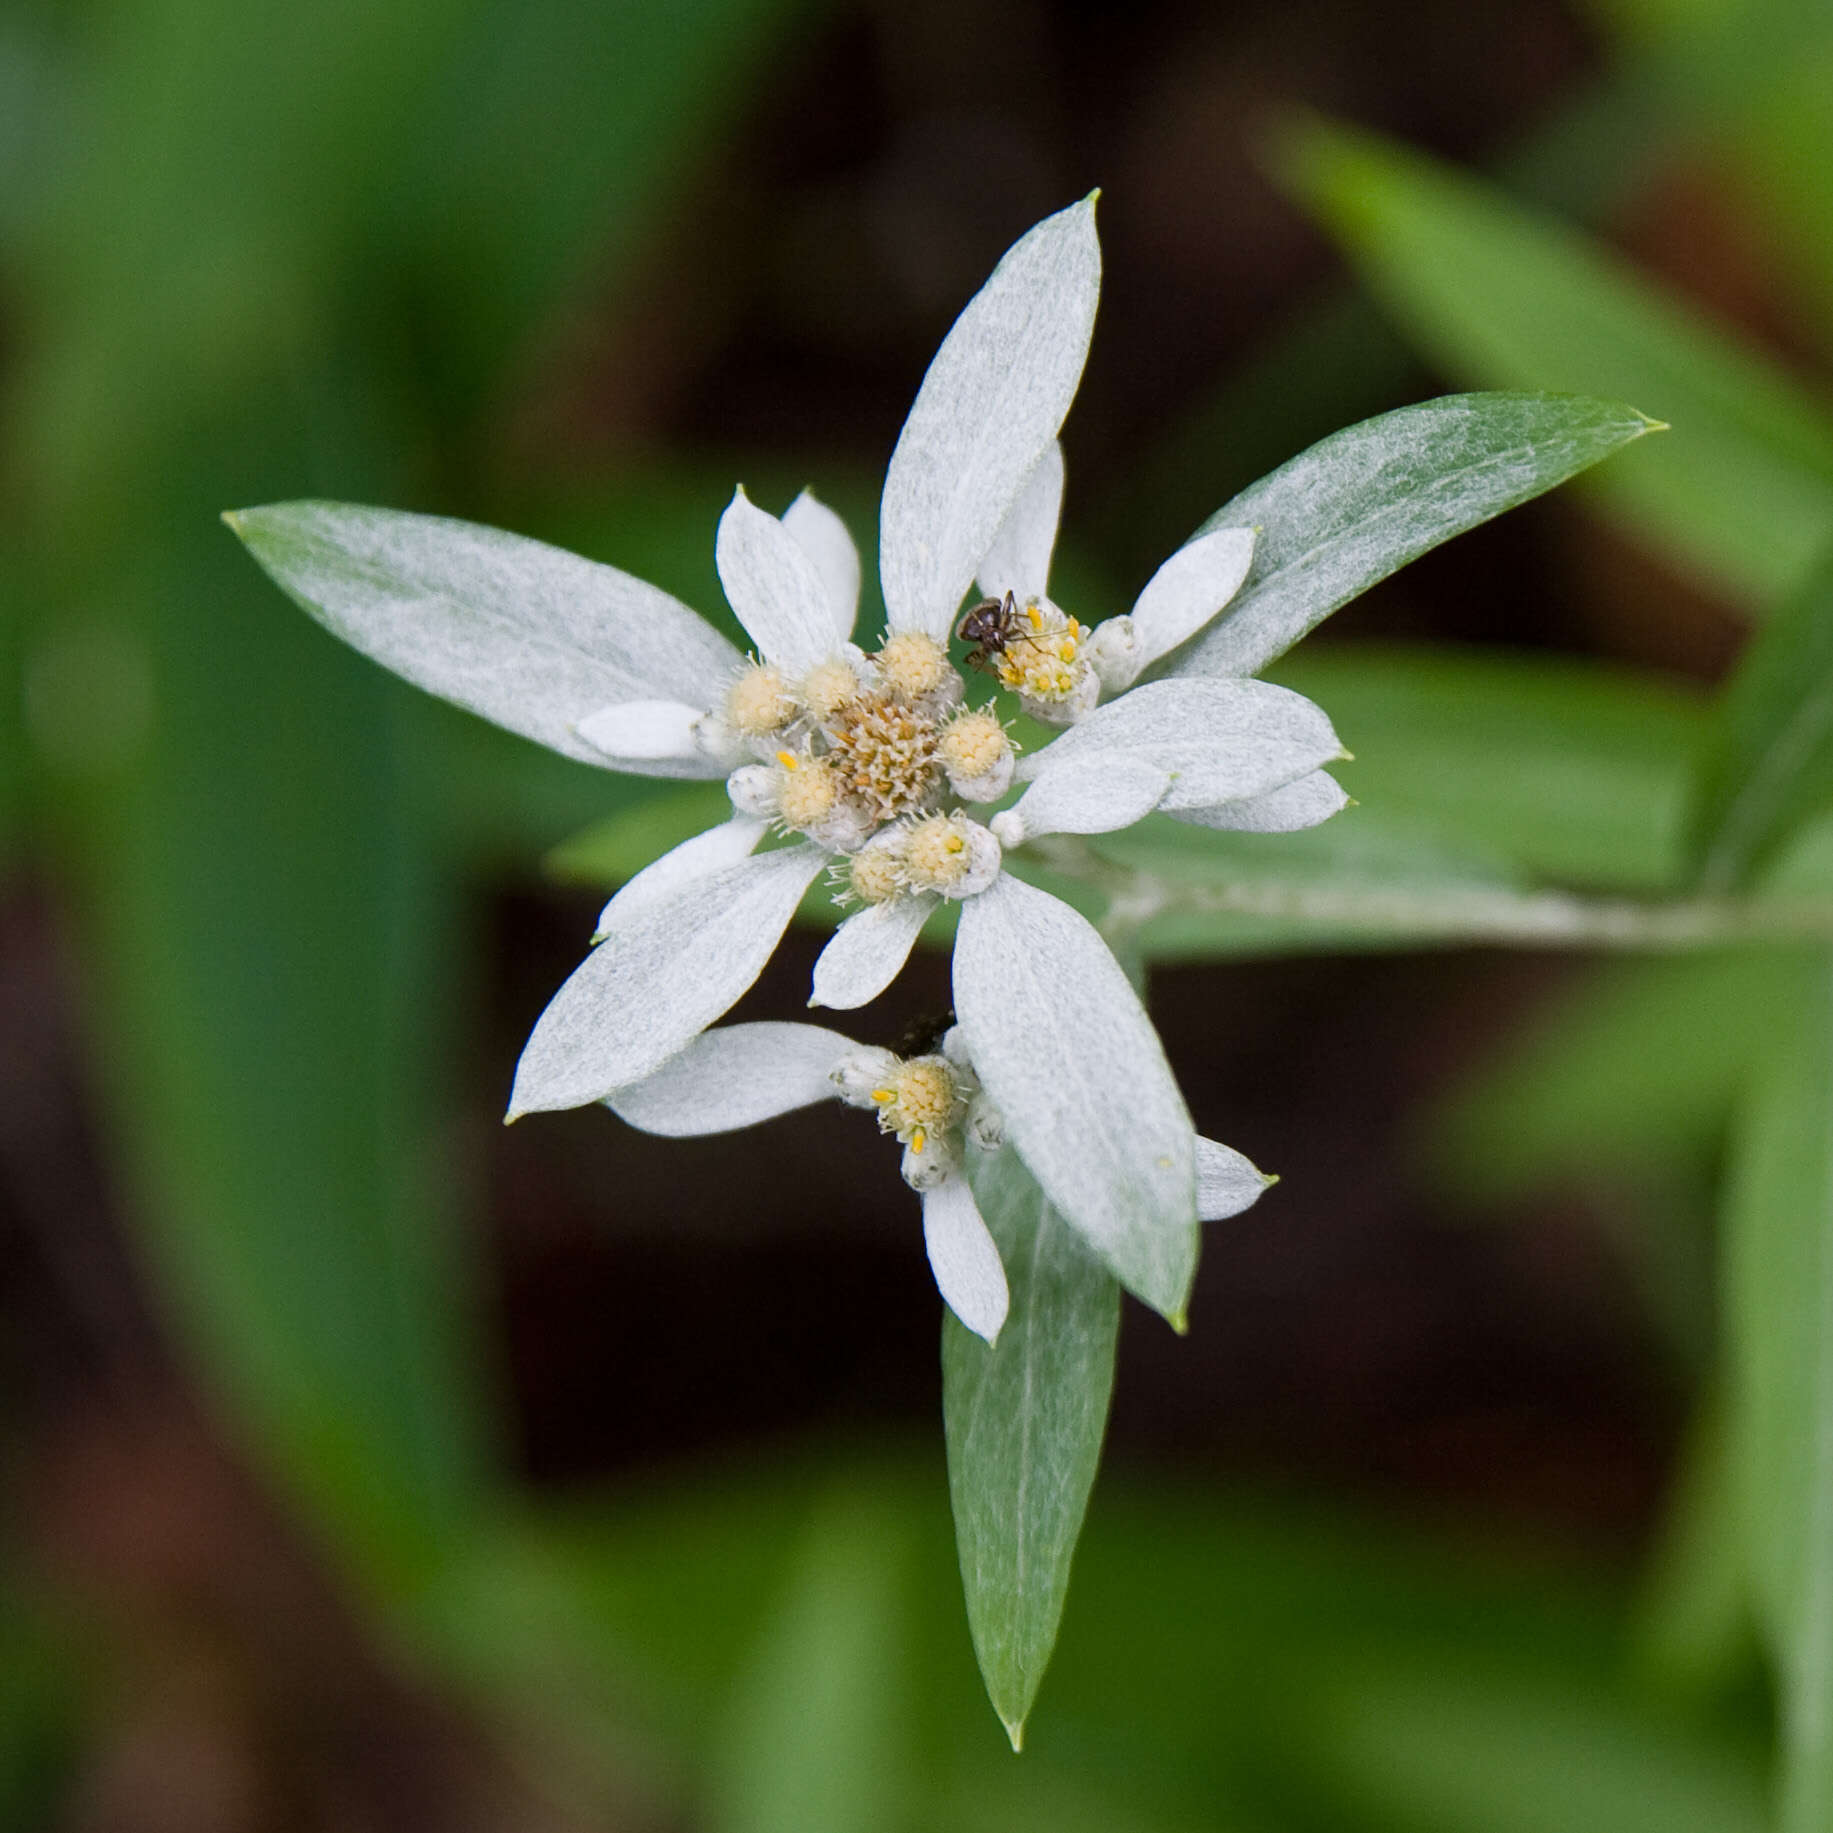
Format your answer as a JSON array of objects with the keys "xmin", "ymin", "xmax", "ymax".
[
  {"xmin": 988, "ymin": 809, "xmax": 1025, "ymax": 848},
  {"xmin": 727, "ymin": 764, "xmax": 780, "ymax": 819},
  {"xmin": 1088, "ymin": 614, "xmax": 1142, "ymax": 692}
]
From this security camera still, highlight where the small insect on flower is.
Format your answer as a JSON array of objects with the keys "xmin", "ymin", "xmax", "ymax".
[{"xmin": 956, "ymin": 590, "xmax": 1022, "ymax": 674}]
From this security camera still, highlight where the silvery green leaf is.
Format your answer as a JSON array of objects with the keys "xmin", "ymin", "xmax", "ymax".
[
  {"xmin": 954, "ymin": 874, "xmax": 1197, "ymax": 1322},
  {"xmin": 1010, "ymin": 756, "xmax": 1169, "ymax": 839},
  {"xmin": 881, "ymin": 200, "xmax": 1100, "ymax": 639},
  {"xmin": 1126, "ymin": 526, "xmax": 1256, "ymax": 668},
  {"xmin": 946, "ymin": 1142, "xmax": 1119, "ymax": 1746},
  {"xmin": 782, "ymin": 489, "xmax": 861, "ymax": 644},
  {"xmin": 716, "ymin": 487, "xmax": 843, "ymax": 674},
  {"xmin": 509, "ymin": 843, "xmax": 826, "ymax": 1117},
  {"xmin": 1168, "ymin": 393, "xmax": 1661, "ymax": 679},
  {"xmin": 576, "ymin": 698, "xmax": 722, "ymax": 775},
  {"xmin": 923, "ymin": 1173, "xmax": 1010, "ymax": 1343},
  {"xmin": 608, "ymin": 1021, "xmax": 852, "ymax": 1135},
  {"xmin": 1018, "ymin": 678, "xmax": 1342, "ymax": 811},
  {"xmin": 810, "ymin": 896, "xmax": 937, "ymax": 1010},
  {"xmin": 1171, "ymin": 768, "xmax": 1348, "ymax": 833},
  {"xmin": 592, "ymin": 814, "xmax": 766, "ymax": 938},
  {"xmin": 1196, "ymin": 1137, "xmax": 1276, "ymax": 1220},
  {"xmin": 977, "ymin": 441, "xmax": 1064, "ymax": 601},
  {"xmin": 224, "ymin": 501, "xmax": 741, "ymax": 768}
]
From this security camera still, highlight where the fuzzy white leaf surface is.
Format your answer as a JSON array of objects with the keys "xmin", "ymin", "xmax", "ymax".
[
  {"xmin": 1127, "ymin": 526, "xmax": 1257, "ymax": 668},
  {"xmin": 977, "ymin": 442, "xmax": 1065, "ymax": 602},
  {"xmin": 227, "ymin": 501, "xmax": 741, "ymax": 769},
  {"xmin": 782, "ymin": 490, "xmax": 862, "ymax": 644},
  {"xmin": 510, "ymin": 844, "xmax": 825, "ymax": 1116},
  {"xmin": 1017, "ymin": 677, "xmax": 1341, "ymax": 810},
  {"xmin": 1196, "ymin": 1137, "xmax": 1275, "ymax": 1220},
  {"xmin": 924, "ymin": 1174, "xmax": 1011, "ymax": 1342},
  {"xmin": 576, "ymin": 699, "xmax": 713, "ymax": 769},
  {"xmin": 810, "ymin": 897, "xmax": 937, "ymax": 1009},
  {"xmin": 716, "ymin": 488, "xmax": 844, "ymax": 674},
  {"xmin": 592, "ymin": 815, "xmax": 767, "ymax": 937},
  {"xmin": 1009, "ymin": 756, "xmax": 1169, "ymax": 839},
  {"xmin": 1171, "ymin": 768, "xmax": 1349, "ymax": 833},
  {"xmin": 954, "ymin": 874, "xmax": 1196, "ymax": 1321},
  {"xmin": 881, "ymin": 201, "xmax": 1100, "ymax": 639},
  {"xmin": 608, "ymin": 1021, "xmax": 854, "ymax": 1135}
]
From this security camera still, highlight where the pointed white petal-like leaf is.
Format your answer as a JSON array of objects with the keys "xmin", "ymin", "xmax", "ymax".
[
  {"xmin": 810, "ymin": 896, "xmax": 936, "ymax": 1009},
  {"xmin": 946, "ymin": 1144, "xmax": 1118, "ymax": 1745},
  {"xmin": 576, "ymin": 698, "xmax": 718, "ymax": 775},
  {"xmin": 1010, "ymin": 756, "xmax": 1168, "ymax": 838},
  {"xmin": 977, "ymin": 442, "xmax": 1065, "ymax": 602},
  {"xmin": 1127, "ymin": 526, "xmax": 1256, "ymax": 668},
  {"xmin": 225, "ymin": 501, "xmax": 741, "ymax": 768},
  {"xmin": 608, "ymin": 1021, "xmax": 853, "ymax": 1136},
  {"xmin": 716, "ymin": 488, "xmax": 840, "ymax": 673},
  {"xmin": 954, "ymin": 875, "xmax": 1196, "ymax": 1321},
  {"xmin": 782, "ymin": 490, "xmax": 862, "ymax": 644},
  {"xmin": 592, "ymin": 815, "xmax": 766, "ymax": 937},
  {"xmin": 1171, "ymin": 768, "xmax": 1349, "ymax": 833},
  {"xmin": 923, "ymin": 1174, "xmax": 1010, "ymax": 1343},
  {"xmin": 881, "ymin": 200, "xmax": 1101, "ymax": 639},
  {"xmin": 1016, "ymin": 678, "xmax": 1341, "ymax": 811},
  {"xmin": 1196, "ymin": 1137, "xmax": 1275, "ymax": 1221},
  {"xmin": 510, "ymin": 844, "xmax": 826, "ymax": 1116}
]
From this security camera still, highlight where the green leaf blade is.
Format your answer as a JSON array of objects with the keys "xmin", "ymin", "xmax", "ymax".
[
  {"xmin": 1727, "ymin": 952, "xmax": 1833, "ymax": 1830},
  {"xmin": 1175, "ymin": 392, "xmax": 1660, "ymax": 678},
  {"xmin": 1284, "ymin": 116, "xmax": 1833, "ymax": 605},
  {"xmin": 1694, "ymin": 547, "xmax": 1833, "ymax": 890},
  {"xmin": 945, "ymin": 1147, "xmax": 1121, "ymax": 1746}
]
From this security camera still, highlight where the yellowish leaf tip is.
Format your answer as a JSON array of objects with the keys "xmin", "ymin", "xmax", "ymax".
[
  {"xmin": 1169, "ymin": 1308, "xmax": 1190, "ymax": 1337},
  {"xmin": 221, "ymin": 509, "xmax": 245, "ymax": 532},
  {"xmin": 1004, "ymin": 1717, "xmax": 1026, "ymax": 1753},
  {"xmin": 1261, "ymin": 1172, "xmax": 1282, "ymax": 1189},
  {"xmin": 1337, "ymin": 747, "xmax": 1355, "ymax": 763},
  {"xmin": 1638, "ymin": 415, "xmax": 1671, "ymax": 434},
  {"xmin": 1082, "ymin": 186, "xmax": 1102, "ymax": 208}
]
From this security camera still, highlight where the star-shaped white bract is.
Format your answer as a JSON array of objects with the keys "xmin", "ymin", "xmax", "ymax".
[{"xmin": 605, "ymin": 1019, "xmax": 1275, "ymax": 1342}]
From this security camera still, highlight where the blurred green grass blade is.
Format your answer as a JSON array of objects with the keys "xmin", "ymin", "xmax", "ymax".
[
  {"xmin": 1177, "ymin": 394, "xmax": 1661, "ymax": 678},
  {"xmin": 36, "ymin": 429, "xmax": 493, "ymax": 1593},
  {"xmin": 706, "ymin": 1490, "xmax": 913, "ymax": 1833},
  {"xmin": 392, "ymin": 0, "xmax": 826, "ymax": 398},
  {"xmin": 946, "ymin": 1148, "xmax": 1120, "ymax": 1748},
  {"xmin": 1315, "ymin": 1659, "xmax": 1766, "ymax": 1833},
  {"xmin": 1430, "ymin": 951, "xmax": 1811, "ymax": 1202},
  {"xmin": 1692, "ymin": 547, "xmax": 1833, "ymax": 891},
  {"xmin": 1275, "ymin": 644, "xmax": 1707, "ymax": 892},
  {"xmin": 1726, "ymin": 951, "xmax": 1833, "ymax": 1830},
  {"xmin": 1283, "ymin": 116, "xmax": 1833, "ymax": 606}
]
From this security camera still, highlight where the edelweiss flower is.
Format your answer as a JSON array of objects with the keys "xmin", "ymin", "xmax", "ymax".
[
  {"xmin": 605, "ymin": 1020, "xmax": 1276, "ymax": 1342},
  {"xmin": 226, "ymin": 193, "xmax": 1348, "ymax": 1325}
]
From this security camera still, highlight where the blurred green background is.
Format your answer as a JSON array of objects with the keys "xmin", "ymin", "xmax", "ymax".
[{"xmin": 6, "ymin": 0, "xmax": 1833, "ymax": 1826}]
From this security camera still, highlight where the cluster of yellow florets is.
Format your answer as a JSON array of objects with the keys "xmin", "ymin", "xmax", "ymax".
[
  {"xmin": 994, "ymin": 599, "xmax": 1090, "ymax": 704},
  {"xmin": 868, "ymin": 1054, "xmax": 964, "ymax": 1156}
]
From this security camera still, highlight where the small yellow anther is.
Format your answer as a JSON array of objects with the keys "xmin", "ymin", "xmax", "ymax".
[
  {"xmin": 1026, "ymin": 603, "xmax": 1043, "ymax": 630},
  {"xmin": 871, "ymin": 1088, "xmax": 894, "ymax": 1105},
  {"xmin": 911, "ymin": 1127, "xmax": 926, "ymax": 1154},
  {"xmin": 776, "ymin": 749, "xmax": 798, "ymax": 769}
]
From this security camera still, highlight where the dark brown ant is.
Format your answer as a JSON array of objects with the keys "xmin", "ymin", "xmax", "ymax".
[{"xmin": 956, "ymin": 590, "xmax": 1027, "ymax": 673}]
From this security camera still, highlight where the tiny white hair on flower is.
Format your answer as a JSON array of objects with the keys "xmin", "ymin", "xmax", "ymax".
[{"xmin": 606, "ymin": 1020, "xmax": 1275, "ymax": 1343}]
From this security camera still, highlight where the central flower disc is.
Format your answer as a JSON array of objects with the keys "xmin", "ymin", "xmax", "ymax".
[{"xmin": 824, "ymin": 694, "xmax": 944, "ymax": 822}]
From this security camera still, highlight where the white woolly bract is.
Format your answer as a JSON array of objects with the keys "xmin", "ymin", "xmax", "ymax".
[
  {"xmin": 1125, "ymin": 526, "xmax": 1257, "ymax": 671},
  {"xmin": 1015, "ymin": 676, "xmax": 1339, "ymax": 809},
  {"xmin": 810, "ymin": 897, "xmax": 937, "ymax": 1010},
  {"xmin": 227, "ymin": 501, "xmax": 742, "ymax": 772},
  {"xmin": 976, "ymin": 441, "xmax": 1064, "ymax": 602},
  {"xmin": 607, "ymin": 1021, "xmax": 854, "ymax": 1135},
  {"xmin": 716, "ymin": 487, "xmax": 845, "ymax": 675},
  {"xmin": 576, "ymin": 698, "xmax": 711, "ymax": 766},
  {"xmin": 509, "ymin": 844, "xmax": 825, "ymax": 1117},
  {"xmin": 922, "ymin": 1173, "xmax": 1010, "ymax": 1342},
  {"xmin": 592, "ymin": 815, "xmax": 767, "ymax": 939},
  {"xmin": 781, "ymin": 490, "xmax": 861, "ymax": 642},
  {"xmin": 1172, "ymin": 769, "xmax": 1349, "ymax": 833},
  {"xmin": 1195, "ymin": 1137, "xmax": 1275, "ymax": 1220},
  {"xmin": 1006, "ymin": 755, "xmax": 1169, "ymax": 840},
  {"xmin": 952, "ymin": 874, "xmax": 1197, "ymax": 1322},
  {"xmin": 880, "ymin": 200, "xmax": 1100, "ymax": 640}
]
